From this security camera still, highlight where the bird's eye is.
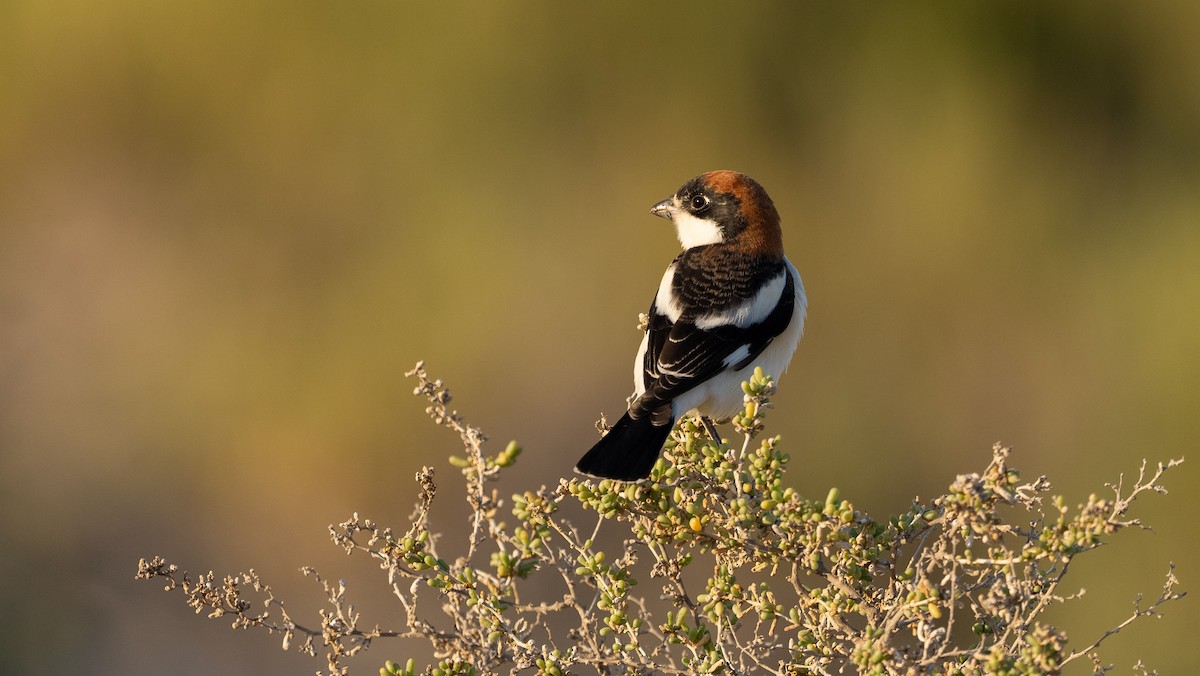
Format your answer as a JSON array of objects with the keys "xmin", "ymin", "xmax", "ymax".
[{"xmin": 689, "ymin": 194, "xmax": 710, "ymax": 211}]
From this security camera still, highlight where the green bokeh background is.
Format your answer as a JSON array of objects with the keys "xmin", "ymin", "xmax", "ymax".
[{"xmin": 1, "ymin": 2, "xmax": 1197, "ymax": 673}]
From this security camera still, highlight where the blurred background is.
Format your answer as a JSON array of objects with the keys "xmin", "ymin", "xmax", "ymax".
[{"xmin": 1, "ymin": 2, "xmax": 1197, "ymax": 673}]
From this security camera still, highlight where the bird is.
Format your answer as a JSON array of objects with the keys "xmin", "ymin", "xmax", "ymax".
[{"xmin": 575, "ymin": 170, "xmax": 807, "ymax": 481}]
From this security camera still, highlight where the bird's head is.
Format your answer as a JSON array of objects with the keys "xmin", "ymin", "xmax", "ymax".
[{"xmin": 650, "ymin": 170, "xmax": 783, "ymax": 257}]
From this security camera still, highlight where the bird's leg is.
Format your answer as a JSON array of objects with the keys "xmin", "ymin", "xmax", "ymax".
[{"xmin": 700, "ymin": 416, "xmax": 722, "ymax": 446}]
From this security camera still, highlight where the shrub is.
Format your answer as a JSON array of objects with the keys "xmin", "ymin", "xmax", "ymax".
[{"xmin": 137, "ymin": 362, "xmax": 1183, "ymax": 675}]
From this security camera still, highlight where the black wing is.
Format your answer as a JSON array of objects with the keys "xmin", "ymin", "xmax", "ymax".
[
  {"xmin": 635, "ymin": 269, "xmax": 795, "ymax": 414},
  {"xmin": 641, "ymin": 303, "xmax": 672, "ymax": 391}
]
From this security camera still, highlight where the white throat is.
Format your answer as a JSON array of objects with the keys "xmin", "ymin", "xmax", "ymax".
[{"xmin": 672, "ymin": 212, "xmax": 724, "ymax": 249}]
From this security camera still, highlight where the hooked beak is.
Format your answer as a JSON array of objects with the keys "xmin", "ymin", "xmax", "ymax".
[{"xmin": 649, "ymin": 198, "xmax": 678, "ymax": 220}]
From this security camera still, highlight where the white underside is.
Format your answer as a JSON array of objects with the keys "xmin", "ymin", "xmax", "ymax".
[{"xmin": 632, "ymin": 258, "xmax": 807, "ymax": 421}]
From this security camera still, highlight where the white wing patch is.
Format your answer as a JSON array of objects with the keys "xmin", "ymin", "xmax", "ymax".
[
  {"xmin": 694, "ymin": 269, "xmax": 787, "ymax": 330},
  {"xmin": 673, "ymin": 212, "xmax": 724, "ymax": 249},
  {"xmin": 722, "ymin": 344, "xmax": 752, "ymax": 368},
  {"xmin": 632, "ymin": 330, "xmax": 649, "ymax": 397}
]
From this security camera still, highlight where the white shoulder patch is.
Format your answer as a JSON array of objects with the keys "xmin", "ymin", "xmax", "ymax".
[
  {"xmin": 654, "ymin": 263, "xmax": 683, "ymax": 322},
  {"xmin": 673, "ymin": 212, "xmax": 724, "ymax": 249}
]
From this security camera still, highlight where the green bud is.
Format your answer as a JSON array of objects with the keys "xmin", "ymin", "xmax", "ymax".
[{"xmin": 825, "ymin": 487, "xmax": 840, "ymax": 507}]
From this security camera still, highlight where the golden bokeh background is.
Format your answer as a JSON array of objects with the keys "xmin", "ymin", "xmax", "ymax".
[{"xmin": 1, "ymin": 2, "xmax": 1197, "ymax": 673}]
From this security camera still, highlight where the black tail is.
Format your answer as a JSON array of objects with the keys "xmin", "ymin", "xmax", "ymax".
[{"xmin": 575, "ymin": 411, "xmax": 674, "ymax": 481}]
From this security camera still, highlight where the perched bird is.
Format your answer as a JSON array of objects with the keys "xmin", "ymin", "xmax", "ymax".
[{"xmin": 576, "ymin": 170, "xmax": 807, "ymax": 481}]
